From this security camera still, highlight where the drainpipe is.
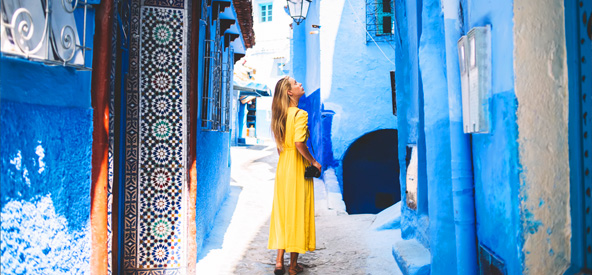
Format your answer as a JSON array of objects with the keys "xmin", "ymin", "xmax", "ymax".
[{"xmin": 442, "ymin": 0, "xmax": 478, "ymax": 274}]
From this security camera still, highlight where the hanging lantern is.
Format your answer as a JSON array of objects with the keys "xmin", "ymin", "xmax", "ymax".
[{"xmin": 286, "ymin": 0, "xmax": 312, "ymax": 25}]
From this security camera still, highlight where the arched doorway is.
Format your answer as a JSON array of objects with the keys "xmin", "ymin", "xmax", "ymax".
[{"xmin": 342, "ymin": 129, "xmax": 400, "ymax": 214}]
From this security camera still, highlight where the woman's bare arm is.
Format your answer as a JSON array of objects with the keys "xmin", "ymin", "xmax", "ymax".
[{"xmin": 295, "ymin": 142, "xmax": 322, "ymax": 170}]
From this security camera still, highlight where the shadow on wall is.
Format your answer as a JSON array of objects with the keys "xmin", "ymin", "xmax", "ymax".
[{"xmin": 342, "ymin": 129, "xmax": 400, "ymax": 214}]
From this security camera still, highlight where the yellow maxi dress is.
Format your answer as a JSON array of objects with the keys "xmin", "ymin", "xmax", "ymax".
[{"xmin": 268, "ymin": 107, "xmax": 316, "ymax": 254}]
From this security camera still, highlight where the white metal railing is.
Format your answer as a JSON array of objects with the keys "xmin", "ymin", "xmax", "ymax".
[{"xmin": 1, "ymin": 0, "xmax": 92, "ymax": 70}]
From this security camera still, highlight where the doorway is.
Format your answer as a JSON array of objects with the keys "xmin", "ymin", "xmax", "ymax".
[{"xmin": 342, "ymin": 129, "xmax": 400, "ymax": 214}]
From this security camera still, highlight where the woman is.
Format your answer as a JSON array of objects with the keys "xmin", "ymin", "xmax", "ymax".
[{"xmin": 268, "ymin": 76, "xmax": 322, "ymax": 275}]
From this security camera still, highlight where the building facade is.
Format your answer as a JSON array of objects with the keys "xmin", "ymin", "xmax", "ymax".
[
  {"xmin": 290, "ymin": 0, "xmax": 590, "ymax": 273},
  {"xmin": 0, "ymin": 0, "xmax": 254, "ymax": 273},
  {"xmin": 394, "ymin": 0, "xmax": 590, "ymax": 274},
  {"xmin": 292, "ymin": 0, "xmax": 400, "ymax": 215},
  {"xmin": 232, "ymin": 0, "xmax": 292, "ymax": 144}
]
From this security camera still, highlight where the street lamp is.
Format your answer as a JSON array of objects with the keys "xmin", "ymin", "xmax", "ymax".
[{"xmin": 286, "ymin": 0, "xmax": 312, "ymax": 25}]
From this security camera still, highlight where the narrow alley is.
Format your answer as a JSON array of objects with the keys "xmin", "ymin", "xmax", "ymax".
[
  {"xmin": 2, "ymin": 0, "xmax": 590, "ymax": 273},
  {"xmin": 195, "ymin": 144, "xmax": 402, "ymax": 274}
]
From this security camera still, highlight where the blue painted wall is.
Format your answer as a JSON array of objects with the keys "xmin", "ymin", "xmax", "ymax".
[
  {"xmin": 395, "ymin": 0, "xmax": 523, "ymax": 273},
  {"xmin": 395, "ymin": 0, "xmax": 430, "ymax": 249},
  {"xmin": 237, "ymin": 101, "xmax": 246, "ymax": 140},
  {"xmin": 194, "ymin": 130, "xmax": 231, "ymax": 256},
  {"xmin": 464, "ymin": 1, "xmax": 523, "ymax": 274},
  {"xmin": 418, "ymin": 0, "xmax": 457, "ymax": 273},
  {"xmin": 194, "ymin": 6, "xmax": 236, "ymax": 255},
  {"xmin": 1, "ymin": 57, "xmax": 93, "ymax": 273},
  {"xmin": 395, "ymin": 0, "xmax": 458, "ymax": 271}
]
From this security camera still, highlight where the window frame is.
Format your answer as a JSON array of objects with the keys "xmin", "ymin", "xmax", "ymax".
[
  {"xmin": 365, "ymin": 0, "xmax": 395, "ymax": 42},
  {"xmin": 259, "ymin": 3, "xmax": 272, "ymax": 23}
]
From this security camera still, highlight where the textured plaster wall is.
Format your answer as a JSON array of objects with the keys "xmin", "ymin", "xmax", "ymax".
[
  {"xmin": 418, "ymin": 0, "xmax": 457, "ymax": 272},
  {"xmin": 465, "ymin": 1, "xmax": 523, "ymax": 274},
  {"xmin": 395, "ymin": 0, "xmax": 430, "ymax": 249},
  {"xmin": 319, "ymin": 0, "xmax": 397, "ymax": 187},
  {"xmin": 194, "ymin": 131, "xmax": 231, "ymax": 257},
  {"xmin": 0, "ymin": 58, "xmax": 93, "ymax": 273},
  {"xmin": 513, "ymin": 0, "xmax": 571, "ymax": 273}
]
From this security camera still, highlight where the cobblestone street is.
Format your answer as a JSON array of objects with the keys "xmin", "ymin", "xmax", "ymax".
[{"xmin": 195, "ymin": 144, "xmax": 402, "ymax": 274}]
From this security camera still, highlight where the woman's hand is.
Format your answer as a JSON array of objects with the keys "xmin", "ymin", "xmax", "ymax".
[{"xmin": 312, "ymin": 160, "xmax": 322, "ymax": 171}]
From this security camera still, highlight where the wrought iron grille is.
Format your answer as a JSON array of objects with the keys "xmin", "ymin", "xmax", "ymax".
[
  {"xmin": 221, "ymin": 47, "xmax": 233, "ymax": 132},
  {"xmin": 202, "ymin": 18, "xmax": 223, "ymax": 131},
  {"xmin": 366, "ymin": 0, "xmax": 395, "ymax": 43},
  {"xmin": 212, "ymin": 20, "xmax": 223, "ymax": 131},
  {"xmin": 0, "ymin": 0, "xmax": 92, "ymax": 70},
  {"xmin": 201, "ymin": 31, "xmax": 213, "ymax": 129}
]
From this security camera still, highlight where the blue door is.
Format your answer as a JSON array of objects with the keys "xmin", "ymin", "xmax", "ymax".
[{"xmin": 567, "ymin": 0, "xmax": 592, "ymax": 273}]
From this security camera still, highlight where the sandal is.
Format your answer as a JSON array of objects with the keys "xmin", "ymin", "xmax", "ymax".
[
  {"xmin": 274, "ymin": 264, "xmax": 285, "ymax": 275},
  {"xmin": 288, "ymin": 263, "xmax": 304, "ymax": 275}
]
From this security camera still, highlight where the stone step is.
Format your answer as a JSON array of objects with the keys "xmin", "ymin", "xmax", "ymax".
[{"xmin": 392, "ymin": 232, "xmax": 431, "ymax": 275}]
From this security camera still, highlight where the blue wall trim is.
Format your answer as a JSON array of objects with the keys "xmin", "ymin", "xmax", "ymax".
[{"xmin": 0, "ymin": 57, "xmax": 92, "ymax": 108}]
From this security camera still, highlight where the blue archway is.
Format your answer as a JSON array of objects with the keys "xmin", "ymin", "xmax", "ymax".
[{"xmin": 342, "ymin": 129, "xmax": 400, "ymax": 214}]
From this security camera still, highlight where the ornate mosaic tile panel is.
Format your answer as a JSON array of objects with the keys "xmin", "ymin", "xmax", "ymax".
[
  {"xmin": 143, "ymin": 0, "xmax": 184, "ymax": 9},
  {"xmin": 124, "ymin": 0, "xmax": 141, "ymax": 269},
  {"xmin": 137, "ymin": 6, "xmax": 186, "ymax": 269}
]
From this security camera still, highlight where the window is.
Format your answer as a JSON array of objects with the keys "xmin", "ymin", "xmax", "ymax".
[
  {"xmin": 260, "ymin": 3, "xmax": 272, "ymax": 22},
  {"xmin": 366, "ymin": 0, "xmax": 395, "ymax": 42},
  {"xmin": 202, "ymin": 21, "xmax": 233, "ymax": 132},
  {"xmin": 271, "ymin": 57, "xmax": 286, "ymax": 77},
  {"xmin": 0, "ymin": 0, "xmax": 92, "ymax": 70}
]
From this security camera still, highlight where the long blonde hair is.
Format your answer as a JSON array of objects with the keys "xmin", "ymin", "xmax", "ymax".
[{"xmin": 271, "ymin": 76, "xmax": 292, "ymax": 150}]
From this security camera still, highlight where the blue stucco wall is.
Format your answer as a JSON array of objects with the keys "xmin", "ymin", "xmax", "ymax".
[
  {"xmin": 418, "ymin": 0, "xmax": 457, "ymax": 273},
  {"xmin": 464, "ymin": 1, "xmax": 523, "ymax": 274},
  {"xmin": 194, "ymin": 130, "xmax": 231, "ymax": 256},
  {"xmin": 395, "ymin": 0, "xmax": 430, "ymax": 249},
  {"xmin": 1, "ymin": 57, "xmax": 93, "ymax": 273},
  {"xmin": 396, "ymin": 0, "xmax": 523, "ymax": 272}
]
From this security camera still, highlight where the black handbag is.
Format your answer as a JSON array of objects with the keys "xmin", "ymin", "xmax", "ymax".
[
  {"xmin": 305, "ymin": 165, "xmax": 321, "ymax": 179},
  {"xmin": 293, "ymin": 110, "xmax": 321, "ymax": 179}
]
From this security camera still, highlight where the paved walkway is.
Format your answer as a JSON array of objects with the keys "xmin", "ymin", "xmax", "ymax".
[{"xmin": 195, "ymin": 144, "xmax": 402, "ymax": 274}]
